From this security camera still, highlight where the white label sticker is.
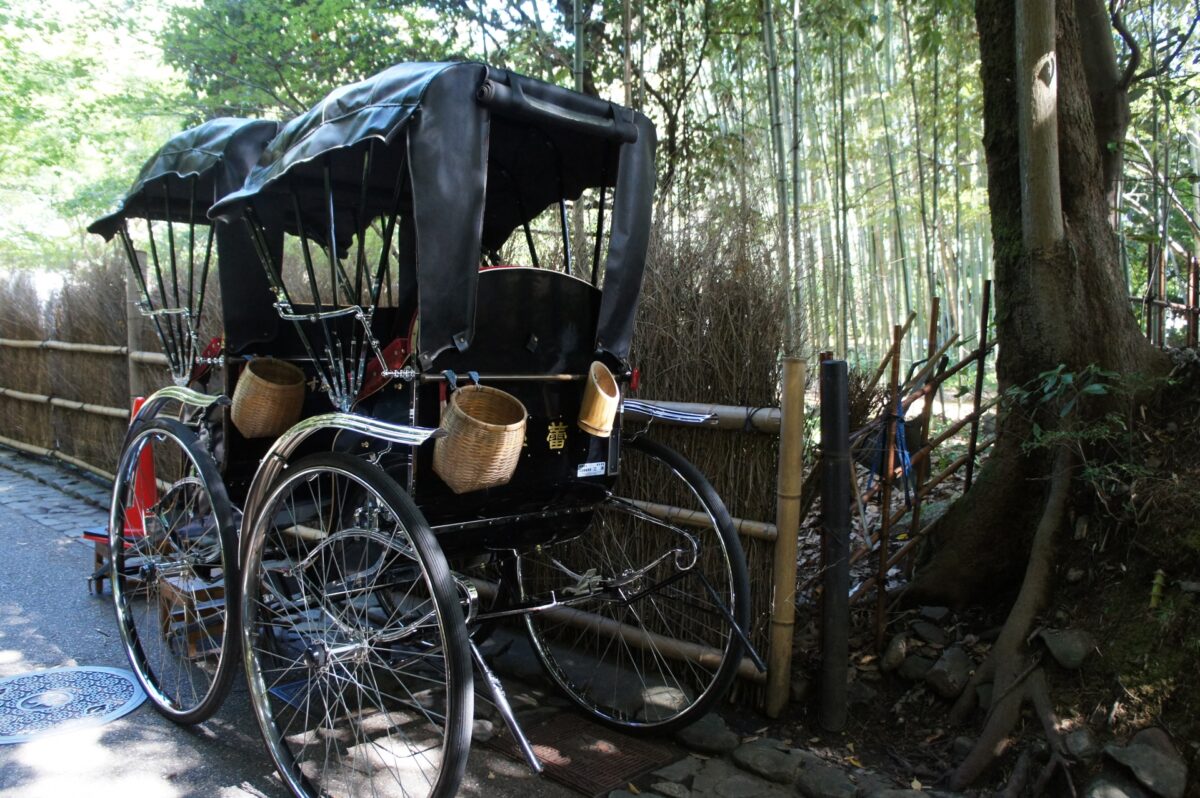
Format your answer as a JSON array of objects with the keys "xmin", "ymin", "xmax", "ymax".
[{"xmin": 577, "ymin": 461, "xmax": 606, "ymax": 478}]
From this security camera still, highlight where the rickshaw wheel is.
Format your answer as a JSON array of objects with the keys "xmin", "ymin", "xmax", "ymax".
[
  {"xmin": 109, "ymin": 417, "xmax": 239, "ymax": 724},
  {"xmin": 520, "ymin": 437, "xmax": 750, "ymax": 732},
  {"xmin": 240, "ymin": 452, "xmax": 472, "ymax": 798}
]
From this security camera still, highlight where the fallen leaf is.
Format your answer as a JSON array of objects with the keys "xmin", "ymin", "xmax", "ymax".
[{"xmin": 911, "ymin": 778, "xmax": 923, "ymax": 791}]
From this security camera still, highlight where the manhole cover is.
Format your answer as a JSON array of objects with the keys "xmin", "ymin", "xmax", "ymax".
[
  {"xmin": 0, "ymin": 666, "xmax": 146, "ymax": 744},
  {"xmin": 490, "ymin": 712, "xmax": 675, "ymax": 797}
]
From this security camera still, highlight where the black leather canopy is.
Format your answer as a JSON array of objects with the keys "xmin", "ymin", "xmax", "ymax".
[
  {"xmin": 88, "ymin": 118, "xmax": 279, "ymax": 240},
  {"xmin": 209, "ymin": 62, "xmax": 656, "ymax": 368}
]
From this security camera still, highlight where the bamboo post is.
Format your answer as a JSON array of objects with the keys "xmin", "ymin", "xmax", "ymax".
[
  {"xmin": 1189, "ymin": 255, "xmax": 1198, "ymax": 349},
  {"xmin": 126, "ymin": 262, "xmax": 148, "ymax": 403},
  {"xmin": 906, "ymin": 297, "xmax": 940, "ymax": 576},
  {"xmin": 1159, "ymin": 247, "xmax": 1168, "ymax": 345},
  {"xmin": 875, "ymin": 324, "xmax": 902, "ymax": 651},
  {"xmin": 765, "ymin": 357, "xmax": 806, "ymax": 717},
  {"xmin": 818, "ymin": 359, "xmax": 849, "ymax": 732},
  {"xmin": 965, "ymin": 279, "xmax": 992, "ymax": 490}
]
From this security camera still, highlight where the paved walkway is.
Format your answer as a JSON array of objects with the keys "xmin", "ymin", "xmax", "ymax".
[{"xmin": 0, "ymin": 448, "xmax": 953, "ymax": 798}]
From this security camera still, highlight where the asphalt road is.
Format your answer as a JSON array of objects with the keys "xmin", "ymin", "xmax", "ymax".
[{"xmin": 0, "ymin": 458, "xmax": 578, "ymax": 798}]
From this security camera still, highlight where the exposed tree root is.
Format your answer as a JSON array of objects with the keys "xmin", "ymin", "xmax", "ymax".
[{"xmin": 947, "ymin": 448, "xmax": 1074, "ymax": 790}]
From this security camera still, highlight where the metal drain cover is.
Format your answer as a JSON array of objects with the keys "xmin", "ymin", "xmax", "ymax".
[{"xmin": 0, "ymin": 666, "xmax": 146, "ymax": 744}]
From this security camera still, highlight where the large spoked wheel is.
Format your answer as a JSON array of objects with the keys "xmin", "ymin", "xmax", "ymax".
[
  {"xmin": 519, "ymin": 436, "xmax": 750, "ymax": 732},
  {"xmin": 109, "ymin": 417, "xmax": 239, "ymax": 724},
  {"xmin": 240, "ymin": 452, "xmax": 472, "ymax": 798}
]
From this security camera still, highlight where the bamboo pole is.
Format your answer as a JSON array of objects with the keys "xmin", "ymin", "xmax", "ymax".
[
  {"xmin": 0, "ymin": 338, "xmax": 128, "ymax": 356},
  {"xmin": 0, "ymin": 386, "xmax": 130, "ymax": 420},
  {"xmin": 906, "ymin": 296, "xmax": 940, "ymax": 576},
  {"xmin": 129, "ymin": 350, "xmax": 170, "ymax": 367},
  {"xmin": 624, "ymin": 400, "xmax": 782, "ymax": 434},
  {"xmin": 764, "ymin": 357, "xmax": 805, "ymax": 717},
  {"xmin": 0, "ymin": 433, "xmax": 116, "ymax": 482},
  {"xmin": 876, "ymin": 325, "xmax": 902, "ymax": 651},
  {"xmin": 625, "ymin": 499, "xmax": 777, "ymax": 541},
  {"xmin": 867, "ymin": 311, "xmax": 917, "ymax": 391},
  {"xmin": 965, "ymin": 279, "xmax": 992, "ymax": 489},
  {"xmin": 1190, "ymin": 256, "xmax": 1199, "ymax": 348}
]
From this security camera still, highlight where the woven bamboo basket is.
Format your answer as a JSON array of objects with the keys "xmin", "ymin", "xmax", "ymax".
[
  {"xmin": 231, "ymin": 358, "xmax": 306, "ymax": 439},
  {"xmin": 433, "ymin": 385, "xmax": 527, "ymax": 494}
]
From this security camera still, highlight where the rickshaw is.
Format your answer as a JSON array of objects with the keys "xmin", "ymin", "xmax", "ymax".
[{"xmin": 92, "ymin": 62, "xmax": 757, "ymax": 798}]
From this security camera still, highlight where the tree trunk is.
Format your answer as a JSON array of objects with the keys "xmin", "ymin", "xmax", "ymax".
[{"xmin": 908, "ymin": 0, "xmax": 1164, "ymax": 607}]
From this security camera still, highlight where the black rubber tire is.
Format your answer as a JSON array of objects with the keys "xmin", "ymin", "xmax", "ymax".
[
  {"xmin": 109, "ymin": 417, "xmax": 239, "ymax": 724},
  {"xmin": 240, "ymin": 452, "xmax": 473, "ymax": 798},
  {"xmin": 521, "ymin": 436, "xmax": 750, "ymax": 733}
]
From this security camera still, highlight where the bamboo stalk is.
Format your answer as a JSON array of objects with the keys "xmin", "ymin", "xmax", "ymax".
[
  {"xmin": 129, "ymin": 350, "xmax": 171, "ymax": 367},
  {"xmin": 765, "ymin": 357, "xmax": 805, "ymax": 717},
  {"xmin": 0, "ymin": 386, "xmax": 129, "ymax": 420},
  {"xmin": 876, "ymin": 325, "xmax": 902, "ymax": 651},
  {"xmin": 0, "ymin": 338, "xmax": 128, "ymax": 355},
  {"xmin": 867, "ymin": 311, "xmax": 917, "ymax": 391},
  {"xmin": 906, "ymin": 296, "xmax": 940, "ymax": 576},
  {"xmin": 966, "ymin": 279, "xmax": 992, "ymax": 489},
  {"xmin": 1190, "ymin": 256, "xmax": 1199, "ymax": 348},
  {"xmin": 626, "ymin": 499, "xmax": 777, "ymax": 541}
]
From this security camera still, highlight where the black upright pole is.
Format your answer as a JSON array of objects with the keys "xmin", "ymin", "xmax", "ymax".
[{"xmin": 819, "ymin": 359, "xmax": 850, "ymax": 732}]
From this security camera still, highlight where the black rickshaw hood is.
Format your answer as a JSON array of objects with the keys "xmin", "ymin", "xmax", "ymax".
[
  {"xmin": 210, "ymin": 61, "xmax": 656, "ymax": 369},
  {"xmin": 88, "ymin": 117, "xmax": 280, "ymax": 241}
]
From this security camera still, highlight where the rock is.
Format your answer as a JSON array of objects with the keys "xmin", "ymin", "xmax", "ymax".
[
  {"xmin": 791, "ymin": 675, "xmax": 813, "ymax": 703},
  {"xmin": 610, "ymin": 791, "xmax": 662, "ymax": 798},
  {"xmin": 1105, "ymin": 740, "xmax": 1187, "ymax": 798},
  {"xmin": 715, "ymin": 773, "xmax": 783, "ymax": 798},
  {"xmin": 692, "ymin": 758, "xmax": 743, "ymax": 795},
  {"xmin": 911, "ymin": 620, "xmax": 948, "ymax": 646},
  {"xmin": 1039, "ymin": 629, "xmax": 1096, "ymax": 670},
  {"xmin": 654, "ymin": 782, "xmax": 692, "ymax": 798},
  {"xmin": 641, "ymin": 686, "xmax": 691, "ymax": 721},
  {"xmin": 1083, "ymin": 770, "xmax": 1152, "ymax": 798},
  {"xmin": 1067, "ymin": 567, "xmax": 1086, "ymax": 583},
  {"xmin": 731, "ymin": 739, "xmax": 811, "ymax": 784},
  {"xmin": 897, "ymin": 655, "xmax": 935, "ymax": 682},
  {"xmin": 881, "ymin": 634, "xmax": 908, "ymax": 672},
  {"xmin": 471, "ymin": 718, "xmax": 495, "ymax": 743},
  {"xmin": 793, "ymin": 759, "xmax": 857, "ymax": 798},
  {"xmin": 847, "ymin": 679, "xmax": 878, "ymax": 707},
  {"xmin": 1065, "ymin": 728, "xmax": 1101, "ymax": 761},
  {"xmin": 920, "ymin": 606, "xmax": 951, "ymax": 623},
  {"xmin": 1130, "ymin": 727, "xmax": 1181, "ymax": 760},
  {"xmin": 952, "ymin": 736, "xmax": 974, "ymax": 760},
  {"xmin": 1179, "ymin": 581, "xmax": 1200, "ymax": 594},
  {"xmin": 866, "ymin": 792, "xmax": 931, "ymax": 798},
  {"xmin": 654, "ymin": 756, "xmax": 705, "ymax": 783},
  {"xmin": 925, "ymin": 646, "xmax": 972, "ymax": 699},
  {"xmin": 676, "ymin": 713, "xmax": 740, "ymax": 755}
]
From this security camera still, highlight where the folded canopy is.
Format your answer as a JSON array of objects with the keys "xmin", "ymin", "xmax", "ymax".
[
  {"xmin": 88, "ymin": 117, "xmax": 280, "ymax": 240},
  {"xmin": 210, "ymin": 62, "xmax": 656, "ymax": 369}
]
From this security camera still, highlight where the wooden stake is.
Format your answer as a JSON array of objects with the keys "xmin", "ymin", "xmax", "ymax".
[
  {"xmin": 876, "ymin": 325, "xmax": 902, "ymax": 651},
  {"xmin": 965, "ymin": 280, "xmax": 992, "ymax": 490},
  {"xmin": 765, "ymin": 357, "xmax": 806, "ymax": 717}
]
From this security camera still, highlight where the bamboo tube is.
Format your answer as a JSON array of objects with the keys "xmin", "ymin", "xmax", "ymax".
[
  {"xmin": 129, "ymin": 350, "xmax": 171, "ymax": 367},
  {"xmin": 0, "ymin": 338, "xmax": 128, "ymax": 356},
  {"xmin": 0, "ymin": 433, "xmax": 116, "ymax": 482},
  {"xmin": 764, "ymin": 357, "xmax": 805, "ymax": 717},
  {"xmin": 623, "ymin": 400, "xmax": 782, "ymax": 434},
  {"xmin": 626, "ymin": 499, "xmax": 777, "ymax": 541},
  {"xmin": 0, "ymin": 386, "xmax": 129, "ymax": 419}
]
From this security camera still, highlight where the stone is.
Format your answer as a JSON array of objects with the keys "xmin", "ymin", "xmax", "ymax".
[
  {"xmin": 952, "ymin": 736, "xmax": 974, "ymax": 760},
  {"xmin": 654, "ymin": 782, "xmax": 692, "ymax": 798},
  {"xmin": 641, "ymin": 686, "xmax": 691, "ymax": 721},
  {"xmin": 1105, "ymin": 741, "xmax": 1187, "ymax": 798},
  {"xmin": 1083, "ymin": 770, "xmax": 1152, "ymax": 798},
  {"xmin": 793, "ymin": 759, "xmax": 857, "ymax": 798},
  {"xmin": 846, "ymin": 679, "xmax": 878, "ymax": 707},
  {"xmin": 716, "ymin": 774, "xmax": 780, "ymax": 798},
  {"xmin": 925, "ymin": 646, "xmax": 972, "ymax": 699},
  {"xmin": 654, "ymin": 756, "xmax": 705, "ymax": 783},
  {"xmin": 1067, "ymin": 567, "xmax": 1086, "ymax": 583},
  {"xmin": 676, "ymin": 713, "xmax": 740, "ymax": 755},
  {"xmin": 1065, "ymin": 728, "xmax": 1101, "ymax": 761},
  {"xmin": 919, "ymin": 606, "xmax": 951, "ymax": 623},
  {"xmin": 1179, "ymin": 581, "xmax": 1200, "ymax": 593},
  {"xmin": 897, "ymin": 655, "xmax": 935, "ymax": 682},
  {"xmin": 731, "ymin": 739, "xmax": 811, "ymax": 784},
  {"xmin": 1130, "ymin": 727, "xmax": 1181, "ymax": 760},
  {"xmin": 881, "ymin": 634, "xmax": 908, "ymax": 672},
  {"xmin": 692, "ymin": 758, "xmax": 743, "ymax": 795},
  {"xmin": 610, "ymin": 792, "xmax": 662, "ymax": 798},
  {"xmin": 911, "ymin": 620, "xmax": 948, "ymax": 646},
  {"xmin": 1039, "ymin": 629, "xmax": 1096, "ymax": 670},
  {"xmin": 471, "ymin": 718, "xmax": 495, "ymax": 743}
]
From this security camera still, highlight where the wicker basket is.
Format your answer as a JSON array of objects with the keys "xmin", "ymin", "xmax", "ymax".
[
  {"xmin": 231, "ymin": 358, "xmax": 306, "ymax": 439},
  {"xmin": 433, "ymin": 385, "xmax": 527, "ymax": 494}
]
